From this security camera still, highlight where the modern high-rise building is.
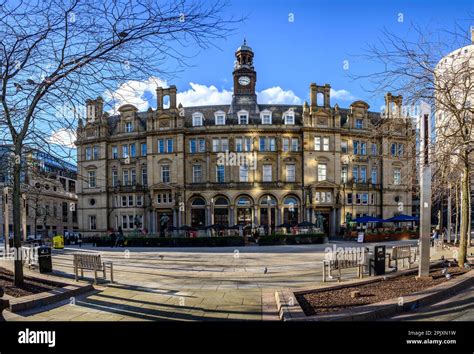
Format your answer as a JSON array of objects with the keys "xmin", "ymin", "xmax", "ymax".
[
  {"xmin": 433, "ymin": 27, "xmax": 474, "ymax": 234},
  {"xmin": 76, "ymin": 42, "xmax": 415, "ymax": 238}
]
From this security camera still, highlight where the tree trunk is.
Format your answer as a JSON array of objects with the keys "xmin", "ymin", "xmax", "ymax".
[
  {"xmin": 12, "ymin": 144, "xmax": 24, "ymax": 287},
  {"xmin": 458, "ymin": 165, "xmax": 469, "ymax": 267},
  {"xmin": 447, "ymin": 182, "xmax": 452, "ymax": 243},
  {"xmin": 454, "ymin": 183, "xmax": 459, "ymax": 244},
  {"xmin": 468, "ymin": 174, "xmax": 472, "ymax": 247}
]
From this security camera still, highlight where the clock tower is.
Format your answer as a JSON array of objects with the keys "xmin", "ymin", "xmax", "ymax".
[{"xmin": 229, "ymin": 40, "xmax": 258, "ymax": 114}]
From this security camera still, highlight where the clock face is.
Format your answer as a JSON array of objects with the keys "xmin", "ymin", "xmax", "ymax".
[{"xmin": 238, "ymin": 76, "xmax": 251, "ymax": 86}]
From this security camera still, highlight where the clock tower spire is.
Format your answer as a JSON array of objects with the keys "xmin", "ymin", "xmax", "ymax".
[{"xmin": 230, "ymin": 39, "xmax": 258, "ymax": 114}]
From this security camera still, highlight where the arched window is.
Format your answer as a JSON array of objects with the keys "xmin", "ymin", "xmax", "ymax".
[
  {"xmin": 190, "ymin": 196, "xmax": 206, "ymax": 227},
  {"xmin": 283, "ymin": 196, "xmax": 299, "ymax": 225},
  {"xmin": 191, "ymin": 197, "xmax": 206, "ymax": 206},
  {"xmin": 237, "ymin": 196, "xmax": 252, "ymax": 206},
  {"xmin": 214, "ymin": 197, "xmax": 229, "ymax": 206},
  {"xmin": 283, "ymin": 196, "xmax": 299, "ymax": 206},
  {"xmin": 213, "ymin": 196, "xmax": 230, "ymax": 226},
  {"xmin": 260, "ymin": 195, "xmax": 277, "ymax": 206}
]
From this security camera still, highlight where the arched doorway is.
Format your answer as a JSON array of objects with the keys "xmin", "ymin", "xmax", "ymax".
[
  {"xmin": 190, "ymin": 196, "xmax": 206, "ymax": 228},
  {"xmin": 213, "ymin": 196, "xmax": 230, "ymax": 226},
  {"xmin": 283, "ymin": 196, "xmax": 299, "ymax": 226},
  {"xmin": 236, "ymin": 196, "xmax": 253, "ymax": 227},
  {"xmin": 260, "ymin": 195, "xmax": 277, "ymax": 234}
]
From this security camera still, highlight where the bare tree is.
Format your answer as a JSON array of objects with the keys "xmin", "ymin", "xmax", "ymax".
[
  {"xmin": 0, "ymin": 0, "xmax": 240, "ymax": 286},
  {"xmin": 352, "ymin": 24, "xmax": 474, "ymax": 267}
]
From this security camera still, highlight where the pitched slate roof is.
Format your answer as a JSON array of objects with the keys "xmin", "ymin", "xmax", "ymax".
[
  {"xmin": 182, "ymin": 103, "xmax": 302, "ymax": 127},
  {"xmin": 106, "ymin": 103, "xmax": 382, "ymax": 133}
]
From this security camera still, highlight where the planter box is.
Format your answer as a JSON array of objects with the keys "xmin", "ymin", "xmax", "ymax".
[{"xmin": 363, "ymin": 232, "xmax": 418, "ymax": 242}]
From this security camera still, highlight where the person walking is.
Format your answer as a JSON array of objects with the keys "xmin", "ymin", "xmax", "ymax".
[
  {"xmin": 431, "ymin": 228, "xmax": 438, "ymax": 247},
  {"xmin": 110, "ymin": 229, "xmax": 116, "ymax": 248},
  {"xmin": 116, "ymin": 226, "xmax": 124, "ymax": 247},
  {"xmin": 78, "ymin": 232, "xmax": 83, "ymax": 248}
]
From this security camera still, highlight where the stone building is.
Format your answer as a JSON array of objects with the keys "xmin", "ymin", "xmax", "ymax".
[
  {"xmin": 76, "ymin": 41, "xmax": 414, "ymax": 238},
  {"xmin": 0, "ymin": 146, "xmax": 78, "ymax": 238}
]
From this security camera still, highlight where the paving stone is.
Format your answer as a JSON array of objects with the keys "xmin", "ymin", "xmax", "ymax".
[{"xmin": 2, "ymin": 241, "xmax": 469, "ymax": 322}]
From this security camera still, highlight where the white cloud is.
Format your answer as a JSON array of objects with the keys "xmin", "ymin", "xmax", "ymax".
[
  {"xmin": 177, "ymin": 83, "xmax": 233, "ymax": 106},
  {"xmin": 257, "ymin": 87, "xmax": 302, "ymax": 105},
  {"xmin": 104, "ymin": 76, "xmax": 168, "ymax": 113},
  {"xmin": 49, "ymin": 129, "xmax": 77, "ymax": 148},
  {"xmin": 103, "ymin": 76, "xmax": 354, "ymax": 110},
  {"xmin": 330, "ymin": 88, "xmax": 355, "ymax": 101}
]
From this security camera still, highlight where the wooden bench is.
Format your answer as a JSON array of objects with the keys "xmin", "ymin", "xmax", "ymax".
[
  {"xmin": 322, "ymin": 248, "xmax": 367, "ymax": 282},
  {"xmin": 73, "ymin": 253, "xmax": 114, "ymax": 284},
  {"xmin": 387, "ymin": 245, "xmax": 416, "ymax": 269}
]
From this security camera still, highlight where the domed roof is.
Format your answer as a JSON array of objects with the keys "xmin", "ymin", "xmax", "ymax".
[{"xmin": 236, "ymin": 39, "xmax": 252, "ymax": 52}]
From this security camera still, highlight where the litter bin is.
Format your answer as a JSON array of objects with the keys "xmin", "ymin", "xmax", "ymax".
[
  {"xmin": 37, "ymin": 246, "xmax": 52, "ymax": 273},
  {"xmin": 370, "ymin": 245, "xmax": 386, "ymax": 276}
]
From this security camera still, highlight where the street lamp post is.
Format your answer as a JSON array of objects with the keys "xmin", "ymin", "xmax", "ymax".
[
  {"xmin": 22, "ymin": 194, "xmax": 27, "ymax": 241},
  {"xmin": 210, "ymin": 198, "xmax": 214, "ymax": 225},
  {"xmin": 267, "ymin": 195, "xmax": 271, "ymax": 236},
  {"xmin": 3, "ymin": 187, "xmax": 9, "ymax": 253},
  {"xmin": 418, "ymin": 113, "xmax": 431, "ymax": 278}
]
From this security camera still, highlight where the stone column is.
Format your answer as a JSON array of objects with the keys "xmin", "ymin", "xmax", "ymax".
[
  {"xmin": 206, "ymin": 206, "xmax": 211, "ymax": 226},
  {"xmin": 279, "ymin": 206, "xmax": 284, "ymax": 225},
  {"xmin": 330, "ymin": 208, "xmax": 336, "ymax": 237},
  {"xmin": 148, "ymin": 210, "xmax": 152, "ymax": 233},
  {"xmin": 230, "ymin": 206, "xmax": 235, "ymax": 225}
]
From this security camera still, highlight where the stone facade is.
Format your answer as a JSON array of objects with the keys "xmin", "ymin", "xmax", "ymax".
[
  {"xmin": 0, "ymin": 146, "xmax": 78, "ymax": 238},
  {"xmin": 76, "ymin": 42, "xmax": 415, "ymax": 237}
]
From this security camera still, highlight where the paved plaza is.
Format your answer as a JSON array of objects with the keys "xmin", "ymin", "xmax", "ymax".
[
  {"xmin": 386, "ymin": 285, "xmax": 474, "ymax": 321},
  {"xmin": 0, "ymin": 240, "xmax": 470, "ymax": 321}
]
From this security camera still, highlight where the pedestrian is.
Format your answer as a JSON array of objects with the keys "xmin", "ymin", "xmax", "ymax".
[
  {"xmin": 431, "ymin": 228, "xmax": 438, "ymax": 247},
  {"xmin": 110, "ymin": 229, "xmax": 117, "ymax": 248},
  {"xmin": 116, "ymin": 226, "xmax": 124, "ymax": 247},
  {"xmin": 441, "ymin": 227, "xmax": 447, "ymax": 247},
  {"xmin": 78, "ymin": 232, "xmax": 83, "ymax": 248}
]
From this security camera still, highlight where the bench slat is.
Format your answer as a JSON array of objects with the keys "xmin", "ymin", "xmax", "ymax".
[{"xmin": 74, "ymin": 254, "xmax": 103, "ymax": 271}]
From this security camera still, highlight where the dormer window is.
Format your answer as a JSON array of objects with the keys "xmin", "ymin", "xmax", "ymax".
[
  {"xmin": 260, "ymin": 110, "xmax": 272, "ymax": 124},
  {"xmin": 214, "ymin": 111, "xmax": 226, "ymax": 125},
  {"xmin": 125, "ymin": 121, "xmax": 133, "ymax": 133},
  {"xmin": 355, "ymin": 119, "xmax": 363, "ymax": 129},
  {"xmin": 192, "ymin": 112, "xmax": 203, "ymax": 127},
  {"xmin": 284, "ymin": 110, "xmax": 295, "ymax": 125},
  {"xmin": 237, "ymin": 110, "xmax": 249, "ymax": 125}
]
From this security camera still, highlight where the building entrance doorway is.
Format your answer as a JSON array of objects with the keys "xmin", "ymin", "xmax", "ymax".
[{"xmin": 237, "ymin": 208, "xmax": 252, "ymax": 226}]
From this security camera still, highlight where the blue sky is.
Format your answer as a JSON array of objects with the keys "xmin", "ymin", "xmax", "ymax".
[
  {"xmin": 50, "ymin": 0, "xmax": 474, "ymax": 154},
  {"xmin": 144, "ymin": 0, "xmax": 473, "ymax": 112}
]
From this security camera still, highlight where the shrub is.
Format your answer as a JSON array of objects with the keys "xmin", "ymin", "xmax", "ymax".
[
  {"xmin": 257, "ymin": 233, "xmax": 325, "ymax": 246},
  {"xmin": 88, "ymin": 236, "xmax": 245, "ymax": 247}
]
